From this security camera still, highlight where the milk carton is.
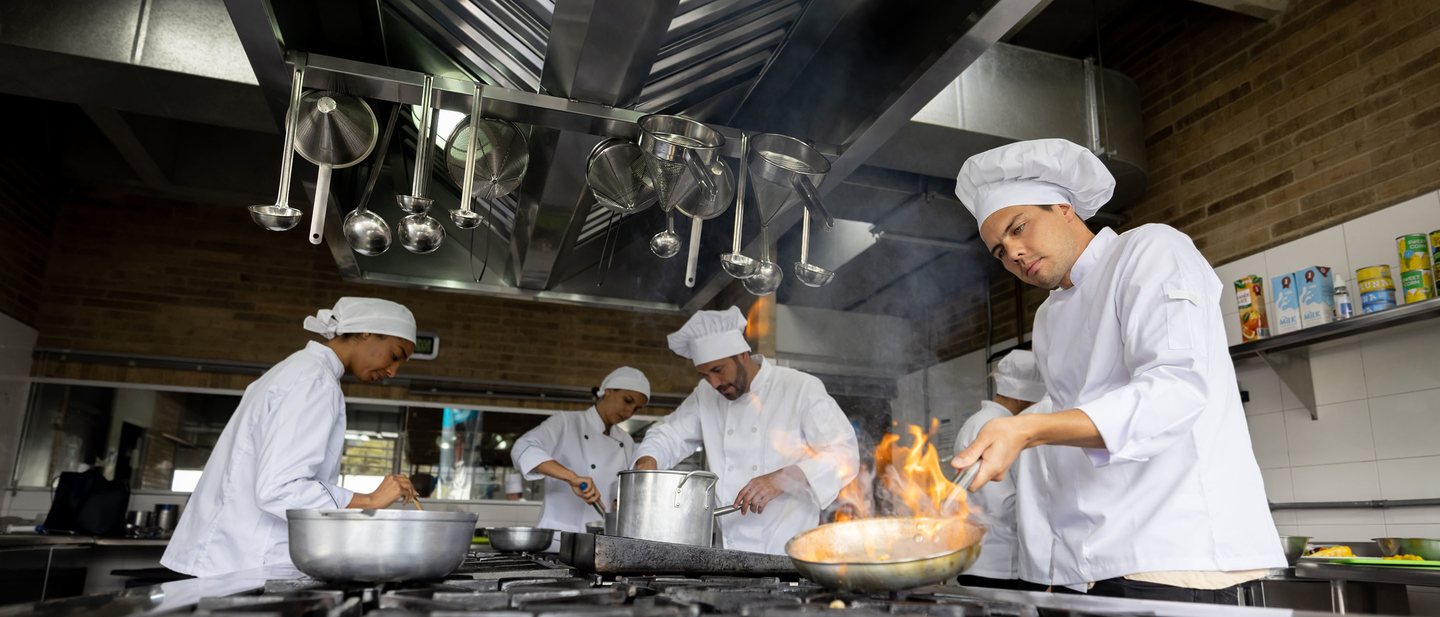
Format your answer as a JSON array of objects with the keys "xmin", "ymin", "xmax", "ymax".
[
  {"xmin": 1297, "ymin": 266, "xmax": 1336, "ymax": 328},
  {"xmin": 1270, "ymin": 272, "xmax": 1302, "ymax": 334}
]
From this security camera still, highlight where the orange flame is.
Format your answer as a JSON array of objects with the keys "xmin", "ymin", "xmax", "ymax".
[{"xmin": 833, "ymin": 419, "xmax": 969, "ymax": 523}]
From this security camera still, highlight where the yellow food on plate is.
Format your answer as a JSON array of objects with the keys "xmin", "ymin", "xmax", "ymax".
[
  {"xmin": 1384, "ymin": 554, "xmax": 1424, "ymax": 561},
  {"xmin": 1306, "ymin": 545, "xmax": 1353, "ymax": 557}
]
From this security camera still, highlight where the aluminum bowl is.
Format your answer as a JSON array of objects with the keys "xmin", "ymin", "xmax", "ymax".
[
  {"xmin": 288, "ymin": 509, "xmax": 478, "ymax": 582},
  {"xmin": 488, "ymin": 526, "xmax": 555, "ymax": 553},
  {"xmin": 785, "ymin": 517, "xmax": 985, "ymax": 592},
  {"xmin": 1280, "ymin": 535, "xmax": 1311, "ymax": 565},
  {"xmin": 1373, "ymin": 537, "xmax": 1401, "ymax": 557},
  {"xmin": 1398, "ymin": 538, "xmax": 1440, "ymax": 561}
]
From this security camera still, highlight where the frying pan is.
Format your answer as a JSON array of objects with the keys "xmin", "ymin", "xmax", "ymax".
[{"xmin": 784, "ymin": 462, "xmax": 987, "ymax": 591}]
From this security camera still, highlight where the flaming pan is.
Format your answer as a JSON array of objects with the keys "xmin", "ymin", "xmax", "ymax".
[{"xmin": 785, "ymin": 464, "xmax": 986, "ymax": 591}]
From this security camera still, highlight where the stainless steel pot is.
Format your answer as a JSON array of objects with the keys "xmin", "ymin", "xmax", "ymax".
[
  {"xmin": 287, "ymin": 509, "xmax": 478, "ymax": 582},
  {"xmin": 488, "ymin": 526, "xmax": 554, "ymax": 553},
  {"xmin": 615, "ymin": 470, "xmax": 738, "ymax": 547}
]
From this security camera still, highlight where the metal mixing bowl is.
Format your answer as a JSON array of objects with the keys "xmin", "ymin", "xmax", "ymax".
[
  {"xmin": 488, "ymin": 526, "xmax": 555, "ymax": 553},
  {"xmin": 1373, "ymin": 537, "xmax": 1401, "ymax": 557},
  {"xmin": 287, "ymin": 509, "xmax": 478, "ymax": 582},
  {"xmin": 1398, "ymin": 538, "xmax": 1440, "ymax": 560},
  {"xmin": 1279, "ymin": 535, "xmax": 1311, "ymax": 565}
]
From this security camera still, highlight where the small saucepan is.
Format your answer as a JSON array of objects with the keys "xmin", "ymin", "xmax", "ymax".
[{"xmin": 488, "ymin": 526, "xmax": 555, "ymax": 553}]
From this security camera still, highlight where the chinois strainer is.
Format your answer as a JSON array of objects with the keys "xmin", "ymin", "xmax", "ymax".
[{"xmin": 293, "ymin": 90, "xmax": 378, "ymax": 245}]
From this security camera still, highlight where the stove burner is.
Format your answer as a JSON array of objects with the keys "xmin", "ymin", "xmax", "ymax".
[{"xmin": 183, "ymin": 553, "xmax": 1039, "ymax": 617}]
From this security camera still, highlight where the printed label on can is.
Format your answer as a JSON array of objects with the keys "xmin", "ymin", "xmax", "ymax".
[
  {"xmin": 1360, "ymin": 288, "xmax": 1397, "ymax": 314},
  {"xmin": 1402, "ymin": 268, "xmax": 1434, "ymax": 303},
  {"xmin": 1398, "ymin": 235, "xmax": 1433, "ymax": 273}
]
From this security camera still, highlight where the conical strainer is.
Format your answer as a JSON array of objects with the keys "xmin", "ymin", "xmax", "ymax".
[
  {"xmin": 672, "ymin": 157, "xmax": 736, "ymax": 288},
  {"xmin": 586, "ymin": 139, "xmax": 655, "ymax": 214},
  {"xmin": 445, "ymin": 118, "xmax": 529, "ymax": 203},
  {"xmin": 637, "ymin": 115, "xmax": 724, "ymax": 210},
  {"xmin": 747, "ymin": 133, "xmax": 829, "ymax": 228},
  {"xmin": 293, "ymin": 90, "xmax": 378, "ymax": 245}
]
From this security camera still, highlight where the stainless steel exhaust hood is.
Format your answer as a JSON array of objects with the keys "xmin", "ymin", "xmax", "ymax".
[{"xmin": 220, "ymin": 0, "xmax": 1051, "ymax": 314}]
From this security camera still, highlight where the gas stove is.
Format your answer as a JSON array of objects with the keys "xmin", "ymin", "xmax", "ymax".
[{"xmin": 178, "ymin": 553, "xmax": 1044, "ymax": 617}]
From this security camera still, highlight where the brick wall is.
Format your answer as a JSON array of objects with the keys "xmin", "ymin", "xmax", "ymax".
[
  {"xmin": 925, "ymin": 0, "xmax": 1440, "ymax": 361},
  {"xmin": 25, "ymin": 191, "xmax": 696, "ymax": 399},
  {"xmin": 0, "ymin": 151, "xmax": 60, "ymax": 327}
]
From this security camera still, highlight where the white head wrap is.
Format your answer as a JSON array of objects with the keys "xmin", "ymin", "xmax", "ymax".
[
  {"xmin": 667, "ymin": 306, "xmax": 750, "ymax": 366},
  {"xmin": 601, "ymin": 366, "xmax": 651, "ymax": 401},
  {"xmin": 955, "ymin": 138, "xmax": 1116, "ymax": 227},
  {"xmin": 505, "ymin": 473, "xmax": 523, "ymax": 494},
  {"xmin": 303, "ymin": 297, "xmax": 418, "ymax": 343},
  {"xmin": 993, "ymin": 349, "xmax": 1046, "ymax": 403}
]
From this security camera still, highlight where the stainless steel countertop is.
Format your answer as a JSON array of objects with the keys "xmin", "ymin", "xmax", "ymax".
[
  {"xmin": 1294, "ymin": 560, "xmax": 1440, "ymax": 587},
  {"xmin": 0, "ymin": 534, "xmax": 169, "ymax": 549}
]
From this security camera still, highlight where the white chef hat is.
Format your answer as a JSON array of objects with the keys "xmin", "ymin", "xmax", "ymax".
[
  {"xmin": 993, "ymin": 349, "xmax": 1046, "ymax": 403},
  {"xmin": 505, "ymin": 473, "xmax": 523, "ymax": 494},
  {"xmin": 667, "ymin": 306, "xmax": 750, "ymax": 366},
  {"xmin": 601, "ymin": 366, "xmax": 651, "ymax": 400},
  {"xmin": 955, "ymin": 138, "xmax": 1116, "ymax": 226},
  {"xmin": 303, "ymin": 297, "xmax": 417, "ymax": 343}
]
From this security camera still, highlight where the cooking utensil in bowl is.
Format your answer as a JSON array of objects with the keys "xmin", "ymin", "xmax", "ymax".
[
  {"xmin": 249, "ymin": 56, "xmax": 307, "ymax": 231},
  {"xmin": 720, "ymin": 132, "xmax": 759, "ymax": 280},
  {"xmin": 288, "ymin": 509, "xmax": 478, "ymax": 582},
  {"xmin": 1372, "ymin": 537, "xmax": 1399, "ymax": 558},
  {"xmin": 785, "ymin": 516, "xmax": 986, "ymax": 592},
  {"xmin": 488, "ymin": 526, "xmax": 555, "ymax": 553},
  {"xmin": 293, "ymin": 91, "xmax": 378, "ymax": 246},
  {"xmin": 1281, "ymin": 535, "xmax": 1311, "ymax": 565},
  {"xmin": 1398, "ymin": 538, "xmax": 1440, "ymax": 560},
  {"xmin": 342, "ymin": 103, "xmax": 398, "ymax": 256}
]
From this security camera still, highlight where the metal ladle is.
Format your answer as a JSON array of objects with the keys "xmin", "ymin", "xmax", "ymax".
[
  {"xmin": 342, "ymin": 104, "xmax": 399, "ymax": 256},
  {"xmin": 720, "ymin": 132, "xmax": 758, "ymax": 279},
  {"xmin": 450, "ymin": 84, "xmax": 485, "ymax": 230},
  {"xmin": 398, "ymin": 75, "xmax": 445, "ymax": 254},
  {"xmin": 248, "ymin": 55, "xmax": 306, "ymax": 231},
  {"xmin": 650, "ymin": 211, "xmax": 682, "ymax": 258},
  {"xmin": 743, "ymin": 226, "xmax": 782, "ymax": 296},
  {"xmin": 638, "ymin": 115, "xmax": 724, "ymax": 260},
  {"xmin": 793, "ymin": 177, "xmax": 835, "ymax": 287}
]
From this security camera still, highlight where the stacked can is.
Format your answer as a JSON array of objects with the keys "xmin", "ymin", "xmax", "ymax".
[
  {"xmin": 1431, "ymin": 230, "xmax": 1440, "ymax": 297},
  {"xmin": 1356, "ymin": 265, "xmax": 1397, "ymax": 313},
  {"xmin": 1398, "ymin": 234, "xmax": 1435, "ymax": 303}
]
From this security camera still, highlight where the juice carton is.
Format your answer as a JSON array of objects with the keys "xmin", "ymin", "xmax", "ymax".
[{"xmin": 1234, "ymin": 275, "xmax": 1270, "ymax": 341}]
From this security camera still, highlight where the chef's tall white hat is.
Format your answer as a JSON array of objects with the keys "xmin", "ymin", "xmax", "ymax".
[
  {"xmin": 993, "ymin": 349, "xmax": 1046, "ymax": 403},
  {"xmin": 303, "ymin": 297, "xmax": 417, "ymax": 343},
  {"xmin": 667, "ymin": 306, "xmax": 750, "ymax": 366},
  {"xmin": 601, "ymin": 366, "xmax": 651, "ymax": 400},
  {"xmin": 955, "ymin": 138, "xmax": 1116, "ymax": 227}
]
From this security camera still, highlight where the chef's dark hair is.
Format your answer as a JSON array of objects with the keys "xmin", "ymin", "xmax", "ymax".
[{"xmin": 591, "ymin": 386, "xmax": 603, "ymax": 400}]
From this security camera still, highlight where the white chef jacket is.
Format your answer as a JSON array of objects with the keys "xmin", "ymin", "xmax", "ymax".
[
  {"xmin": 633, "ymin": 357, "xmax": 860, "ymax": 555},
  {"xmin": 1031, "ymin": 225, "xmax": 1285, "ymax": 588},
  {"xmin": 954, "ymin": 397, "xmax": 1055, "ymax": 582},
  {"xmin": 512, "ymin": 407, "xmax": 633, "ymax": 543},
  {"xmin": 162, "ymin": 341, "xmax": 355, "ymax": 577}
]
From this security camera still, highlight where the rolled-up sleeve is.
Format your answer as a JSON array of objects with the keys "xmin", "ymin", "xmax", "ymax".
[
  {"xmin": 793, "ymin": 382, "xmax": 860, "ymax": 508},
  {"xmin": 512, "ymin": 414, "xmax": 566, "ymax": 481},
  {"xmin": 633, "ymin": 390, "xmax": 705, "ymax": 470},
  {"xmin": 254, "ymin": 379, "xmax": 353, "ymax": 518},
  {"xmin": 1077, "ymin": 232, "xmax": 1214, "ymax": 467}
]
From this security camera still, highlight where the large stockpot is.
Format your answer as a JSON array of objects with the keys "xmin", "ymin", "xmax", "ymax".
[
  {"xmin": 288, "ymin": 509, "xmax": 479, "ymax": 582},
  {"xmin": 615, "ymin": 470, "xmax": 738, "ymax": 547}
]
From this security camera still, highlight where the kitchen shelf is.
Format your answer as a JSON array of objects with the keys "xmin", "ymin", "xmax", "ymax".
[{"xmin": 1228, "ymin": 296, "xmax": 1440, "ymax": 420}]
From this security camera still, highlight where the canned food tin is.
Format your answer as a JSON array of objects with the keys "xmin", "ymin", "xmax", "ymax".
[
  {"xmin": 1356, "ymin": 265, "xmax": 1395, "ymax": 293},
  {"xmin": 1360, "ymin": 289, "xmax": 1397, "ymax": 313},
  {"xmin": 1398, "ymin": 234, "xmax": 1433, "ymax": 272},
  {"xmin": 1402, "ymin": 268, "xmax": 1434, "ymax": 303},
  {"xmin": 1431, "ymin": 230, "xmax": 1440, "ymax": 292}
]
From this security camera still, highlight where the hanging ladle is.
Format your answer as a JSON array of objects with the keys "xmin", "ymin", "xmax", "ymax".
[
  {"xmin": 341, "ymin": 103, "xmax": 399, "ymax": 256},
  {"xmin": 650, "ymin": 210, "xmax": 682, "ymax": 259},
  {"xmin": 397, "ymin": 75, "xmax": 445, "ymax": 254},
  {"xmin": 451, "ymin": 84, "xmax": 485, "ymax": 231},
  {"xmin": 637, "ymin": 115, "xmax": 724, "ymax": 260},
  {"xmin": 248, "ymin": 55, "xmax": 307, "ymax": 231},
  {"xmin": 794, "ymin": 178, "xmax": 836, "ymax": 287},
  {"xmin": 444, "ymin": 84, "xmax": 530, "ymax": 280},
  {"xmin": 720, "ymin": 131, "xmax": 759, "ymax": 279},
  {"xmin": 743, "ymin": 226, "xmax": 783, "ymax": 296}
]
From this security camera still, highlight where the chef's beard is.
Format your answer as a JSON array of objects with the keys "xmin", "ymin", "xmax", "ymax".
[{"xmin": 716, "ymin": 356, "xmax": 752, "ymax": 401}]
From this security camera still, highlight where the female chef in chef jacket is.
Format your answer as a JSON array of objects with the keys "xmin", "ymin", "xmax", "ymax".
[
  {"xmin": 511, "ymin": 367, "xmax": 649, "ymax": 551},
  {"xmin": 952, "ymin": 349, "xmax": 1050, "ymax": 591},
  {"xmin": 949, "ymin": 139, "xmax": 1284, "ymax": 603},
  {"xmin": 162, "ymin": 298, "xmax": 420, "ymax": 578}
]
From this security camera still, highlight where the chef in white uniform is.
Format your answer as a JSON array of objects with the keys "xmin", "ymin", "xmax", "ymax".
[
  {"xmin": 952, "ymin": 349, "xmax": 1050, "ymax": 591},
  {"xmin": 950, "ymin": 139, "xmax": 1285, "ymax": 603},
  {"xmin": 511, "ymin": 367, "xmax": 649, "ymax": 551},
  {"xmin": 162, "ymin": 298, "xmax": 420, "ymax": 578},
  {"xmin": 633, "ymin": 307, "xmax": 860, "ymax": 555}
]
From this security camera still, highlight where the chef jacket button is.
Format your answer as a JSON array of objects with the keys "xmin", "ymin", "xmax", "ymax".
[
  {"xmin": 727, "ymin": 466, "xmax": 734, "ymax": 471},
  {"xmin": 584, "ymin": 435, "xmax": 589, "ymax": 439},
  {"xmin": 752, "ymin": 465, "xmax": 757, "ymax": 471},
  {"xmin": 591, "ymin": 464, "xmax": 596, "ymax": 469},
  {"xmin": 727, "ymin": 429, "xmax": 733, "ymax": 435},
  {"xmin": 751, "ymin": 427, "xmax": 757, "ymax": 433}
]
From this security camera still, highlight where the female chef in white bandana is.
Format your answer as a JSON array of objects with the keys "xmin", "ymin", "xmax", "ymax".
[
  {"xmin": 948, "ymin": 139, "xmax": 1284, "ymax": 603},
  {"xmin": 511, "ymin": 367, "xmax": 650, "ymax": 551},
  {"xmin": 633, "ymin": 307, "xmax": 860, "ymax": 555},
  {"xmin": 162, "ymin": 297, "xmax": 420, "ymax": 578}
]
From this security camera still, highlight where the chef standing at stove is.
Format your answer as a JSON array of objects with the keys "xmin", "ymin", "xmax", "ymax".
[
  {"xmin": 949, "ymin": 139, "xmax": 1285, "ymax": 603},
  {"xmin": 633, "ymin": 307, "xmax": 860, "ymax": 555},
  {"xmin": 162, "ymin": 298, "xmax": 420, "ymax": 578},
  {"xmin": 511, "ymin": 367, "xmax": 649, "ymax": 551}
]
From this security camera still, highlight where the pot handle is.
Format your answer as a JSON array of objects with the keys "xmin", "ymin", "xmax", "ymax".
[
  {"xmin": 675, "ymin": 471, "xmax": 719, "ymax": 508},
  {"xmin": 713, "ymin": 505, "xmax": 739, "ymax": 518}
]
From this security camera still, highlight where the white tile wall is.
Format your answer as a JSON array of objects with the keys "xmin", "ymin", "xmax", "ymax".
[{"xmin": 1210, "ymin": 193, "xmax": 1440, "ymax": 534}]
